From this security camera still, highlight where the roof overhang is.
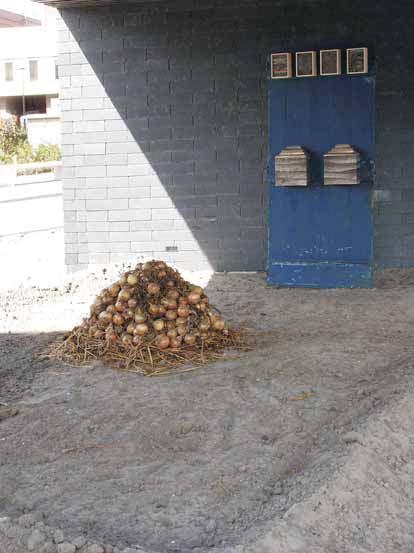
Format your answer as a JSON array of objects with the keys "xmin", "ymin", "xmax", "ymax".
[{"xmin": 0, "ymin": 8, "xmax": 41, "ymax": 26}]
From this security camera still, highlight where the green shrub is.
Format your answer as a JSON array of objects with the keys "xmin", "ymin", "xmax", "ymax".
[
  {"xmin": 34, "ymin": 143, "xmax": 61, "ymax": 162},
  {"xmin": 0, "ymin": 117, "xmax": 28, "ymax": 163}
]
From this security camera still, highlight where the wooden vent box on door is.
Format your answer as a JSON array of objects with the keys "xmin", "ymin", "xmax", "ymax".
[
  {"xmin": 324, "ymin": 144, "xmax": 360, "ymax": 185},
  {"xmin": 275, "ymin": 146, "xmax": 310, "ymax": 186}
]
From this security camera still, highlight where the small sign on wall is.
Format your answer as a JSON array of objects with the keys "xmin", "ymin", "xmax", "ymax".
[
  {"xmin": 320, "ymin": 49, "xmax": 341, "ymax": 76},
  {"xmin": 347, "ymin": 48, "xmax": 368, "ymax": 74},
  {"xmin": 271, "ymin": 53, "xmax": 292, "ymax": 79},
  {"xmin": 296, "ymin": 51, "xmax": 317, "ymax": 77}
]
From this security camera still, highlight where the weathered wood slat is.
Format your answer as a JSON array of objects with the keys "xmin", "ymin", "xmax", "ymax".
[
  {"xmin": 275, "ymin": 145, "xmax": 309, "ymax": 187},
  {"xmin": 324, "ymin": 144, "xmax": 360, "ymax": 186}
]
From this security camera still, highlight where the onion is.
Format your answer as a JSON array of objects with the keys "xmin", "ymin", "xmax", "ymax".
[
  {"xmin": 158, "ymin": 305, "xmax": 166, "ymax": 315},
  {"xmin": 199, "ymin": 319, "xmax": 210, "ymax": 332},
  {"xmin": 177, "ymin": 306, "xmax": 189, "ymax": 318},
  {"xmin": 99, "ymin": 311, "xmax": 112, "ymax": 322},
  {"xmin": 148, "ymin": 303, "xmax": 160, "ymax": 316},
  {"xmin": 102, "ymin": 293, "xmax": 112, "ymax": 304},
  {"xmin": 157, "ymin": 270, "xmax": 167, "ymax": 279},
  {"xmin": 126, "ymin": 323, "xmax": 135, "ymax": 335},
  {"xmin": 155, "ymin": 261, "xmax": 166, "ymax": 270},
  {"xmin": 153, "ymin": 319, "xmax": 165, "ymax": 332},
  {"xmin": 127, "ymin": 273, "xmax": 138, "ymax": 286},
  {"xmin": 124, "ymin": 308, "xmax": 135, "ymax": 320},
  {"xmin": 118, "ymin": 288, "xmax": 131, "ymax": 302},
  {"xmin": 199, "ymin": 302, "xmax": 207, "ymax": 312},
  {"xmin": 143, "ymin": 261, "xmax": 153, "ymax": 271},
  {"xmin": 166, "ymin": 310, "xmax": 177, "ymax": 320},
  {"xmin": 170, "ymin": 337, "xmax": 182, "ymax": 348},
  {"xmin": 128, "ymin": 298, "xmax": 138, "ymax": 309},
  {"xmin": 212, "ymin": 318, "xmax": 225, "ymax": 331},
  {"xmin": 135, "ymin": 323, "xmax": 149, "ymax": 336},
  {"xmin": 167, "ymin": 290, "xmax": 180, "ymax": 300},
  {"xmin": 188, "ymin": 292, "xmax": 201, "ymax": 305},
  {"xmin": 178, "ymin": 296, "xmax": 189, "ymax": 305},
  {"xmin": 118, "ymin": 274, "xmax": 127, "ymax": 286},
  {"xmin": 167, "ymin": 328, "xmax": 178, "ymax": 339},
  {"xmin": 134, "ymin": 311, "xmax": 146, "ymax": 323},
  {"xmin": 147, "ymin": 282, "xmax": 160, "ymax": 295},
  {"xmin": 166, "ymin": 280, "xmax": 175, "ymax": 288},
  {"xmin": 176, "ymin": 317, "xmax": 187, "ymax": 326},
  {"xmin": 191, "ymin": 286, "xmax": 204, "ymax": 295},
  {"xmin": 113, "ymin": 313, "xmax": 125, "ymax": 326},
  {"xmin": 184, "ymin": 334, "xmax": 196, "ymax": 346},
  {"xmin": 115, "ymin": 301, "xmax": 125, "ymax": 313},
  {"xmin": 106, "ymin": 331, "xmax": 118, "ymax": 343},
  {"xmin": 177, "ymin": 324, "xmax": 187, "ymax": 336},
  {"xmin": 122, "ymin": 333, "xmax": 132, "ymax": 345},
  {"xmin": 109, "ymin": 284, "xmax": 120, "ymax": 297},
  {"xmin": 166, "ymin": 320, "xmax": 176, "ymax": 330},
  {"xmin": 155, "ymin": 334, "xmax": 170, "ymax": 349},
  {"xmin": 161, "ymin": 297, "xmax": 177, "ymax": 309},
  {"xmin": 132, "ymin": 335, "xmax": 142, "ymax": 345},
  {"xmin": 106, "ymin": 304, "xmax": 116, "ymax": 314}
]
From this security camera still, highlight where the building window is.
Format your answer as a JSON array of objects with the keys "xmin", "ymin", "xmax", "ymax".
[
  {"xmin": 55, "ymin": 62, "xmax": 59, "ymax": 79},
  {"xmin": 5, "ymin": 62, "xmax": 13, "ymax": 82},
  {"xmin": 29, "ymin": 60, "xmax": 38, "ymax": 81}
]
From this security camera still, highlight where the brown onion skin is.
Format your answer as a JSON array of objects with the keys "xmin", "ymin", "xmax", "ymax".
[
  {"xmin": 170, "ymin": 337, "xmax": 182, "ymax": 348},
  {"xmin": 167, "ymin": 328, "xmax": 178, "ymax": 339},
  {"xmin": 113, "ymin": 314, "xmax": 125, "ymax": 326},
  {"xmin": 177, "ymin": 325, "xmax": 187, "ymax": 336},
  {"xmin": 177, "ymin": 306, "xmax": 190, "ymax": 318},
  {"xmin": 166, "ymin": 310, "xmax": 178, "ymax": 320},
  {"xmin": 184, "ymin": 334, "xmax": 196, "ymax": 346},
  {"xmin": 127, "ymin": 273, "xmax": 138, "ymax": 286},
  {"xmin": 147, "ymin": 282, "xmax": 160, "ymax": 295},
  {"xmin": 128, "ymin": 298, "xmax": 138, "ymax": 309},
  {"xmin": 153, "ymin": 319, "xmax": 165, "ymax": 332},
  {"xmin": 155, "ymin": 334, "xmax": 170, "ymax": 349},
  {"xmin": 135, "ymin": 323, "xmax": 149, "ymax": 336},
  {"xmin": 188, "ymin": 292, "xmax": 201, "ymax": 305},
  {"xmin": 126, "ymin": 323, "xmax": 135, "ymax": 335},
  {"xmin": 115, "ymin": 301, "xmax": 125, "ymax": 313},
  {"xmin": 167, "ymin": 290, "xmax": 180, "ymax": 300}
]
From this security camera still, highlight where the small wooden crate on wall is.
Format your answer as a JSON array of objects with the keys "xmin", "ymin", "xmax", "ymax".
[
  {"xmin": 324, "ymin": 144, "xmax": 360, "ymax": 185},
  {"xmin": 275, "ymin": 146, "xmax": 310, "ymax": 186}
]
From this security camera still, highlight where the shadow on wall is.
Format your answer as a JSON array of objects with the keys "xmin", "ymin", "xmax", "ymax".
[{"xmin": 60, "ymin": 3, "xmax": 270, "ymax": 273}]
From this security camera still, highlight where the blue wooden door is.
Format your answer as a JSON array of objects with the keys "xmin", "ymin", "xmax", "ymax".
[{"xmin": 268, "ymin": 74, "xmax": 375, "ymax": 288}]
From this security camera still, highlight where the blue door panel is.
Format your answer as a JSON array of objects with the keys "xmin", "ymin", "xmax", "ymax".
[{"xmin": 268, "ymin": 73, "xmax": 375, "ymax": 288}]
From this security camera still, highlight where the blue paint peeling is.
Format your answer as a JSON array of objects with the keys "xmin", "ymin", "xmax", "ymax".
[{"xmin": 268, "ymin": 70, "xmax": 375, "ymax": 288}]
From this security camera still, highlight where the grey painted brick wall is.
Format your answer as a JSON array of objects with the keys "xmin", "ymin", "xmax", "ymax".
[{"xmin": 58, "ymin": 0, "xmax": 414, "ymax": 272}]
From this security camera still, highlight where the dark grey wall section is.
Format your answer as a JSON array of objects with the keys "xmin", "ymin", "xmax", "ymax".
[{"xmin": 58, "ymin": 0, "xmax": 414, "ymax": 272}]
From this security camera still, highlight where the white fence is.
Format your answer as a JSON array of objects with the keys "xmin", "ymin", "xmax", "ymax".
[{"xmin": 0, "ymin": 160, "xmax": 62, "ymax": 186}]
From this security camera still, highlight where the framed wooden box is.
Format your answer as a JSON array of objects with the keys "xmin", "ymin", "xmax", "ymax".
[
  {"xmin": 296, "ymin": 51, "xmax": 317, "ymax": 77},
  {"xmin": 271, "ymin": 53, "xmax": 292, "ymax": 79},
  {"xmin": 347, "ymin": 47, "xmax": 368, "ymax": 74},
  {"xmin": 275, "ymin": 146, "xmax": 310, "ymax": 186},
  {"xmin": 324, "ymin": 144, "xmax": 360, "ymax": 185},
  {"xmin": 320, "ymin": 49, "xmax": 341, "ymax": 76}
]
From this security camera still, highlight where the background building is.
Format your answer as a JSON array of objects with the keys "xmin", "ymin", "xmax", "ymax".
[
  {"xmin": 0, "ymin": 0, "xmax": 60, "ymax": 147},
  {"xmin": 32, "ymin": 0, "xmax": 414, "ymax": 286}
]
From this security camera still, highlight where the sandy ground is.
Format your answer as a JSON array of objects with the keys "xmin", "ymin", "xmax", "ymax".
[{"xmin": 2, "ymin": 268, "xmax": 414, "ymax": 552}]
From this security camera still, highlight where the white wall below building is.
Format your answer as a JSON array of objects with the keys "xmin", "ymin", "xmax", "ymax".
[{"xmin": 22, "ymin": 112, "xmax": 60, "ymax": 147}]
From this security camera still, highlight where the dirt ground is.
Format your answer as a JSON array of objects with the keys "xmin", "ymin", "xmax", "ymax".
[{"xmin": 2, "ymin": 269, "xmax": 414, "ymax": 552}]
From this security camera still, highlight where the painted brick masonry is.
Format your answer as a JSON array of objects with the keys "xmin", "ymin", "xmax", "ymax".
[{"xmin": 58, "ymin": 0, "xmax": 414, "ymax": 272}]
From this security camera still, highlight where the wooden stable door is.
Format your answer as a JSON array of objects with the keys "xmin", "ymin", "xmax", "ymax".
[{"xmin": 268, "ymin": 74, "xmax": 375, "ymax": 288}]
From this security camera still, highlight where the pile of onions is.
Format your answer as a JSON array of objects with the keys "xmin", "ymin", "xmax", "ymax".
[{"xmin": 85, "ymin": 260, "xmax": 229, "ymax": 352}]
